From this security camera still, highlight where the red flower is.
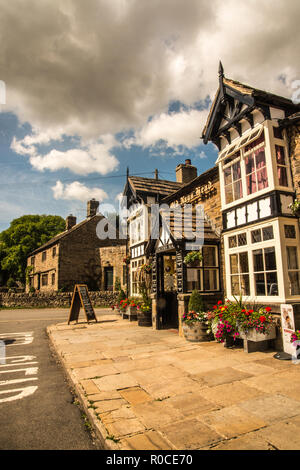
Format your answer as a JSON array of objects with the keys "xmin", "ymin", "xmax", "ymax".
[
  {"xmin": 259, "ymin": 315, "xmax": 266, "ymax": 322},
  {"xmin": 241, "ymin": 309, "xmax": 246, "ymax": 313},
  {"xmin": 265, "ymin": 307, "xmax": 272, "ymax": 312},
  {"xmin": 248, "ymin": 309, "xmax": 254, "ymax": 314},
  {"xmin": 218, "ymin": 300, "xmax": 222, "ymax": 305},
  {"xmin": 213, "ymin": 305, "xmax": 217, "ymax": 309}
]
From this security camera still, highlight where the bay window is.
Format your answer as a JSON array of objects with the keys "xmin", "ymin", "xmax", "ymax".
[
  {"xmin": 224, "ymin": 155, "xmax": 243, "ymax": 204},
  {"xmin": 245, "ymin": 136, "xmax": 268, "ymax": 195},
  {"xmin": 230, "ymin": 251, "xmax": 250, "ymax": 296}
]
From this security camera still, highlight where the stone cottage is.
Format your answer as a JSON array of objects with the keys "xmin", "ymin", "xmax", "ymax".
[{"xmin": 26, "ymin": 199, "xmax": 126, "ymax": 293}]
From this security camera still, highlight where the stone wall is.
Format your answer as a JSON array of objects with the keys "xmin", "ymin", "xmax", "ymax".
[{"xmin": 0, "ymin": 291, "xmax": 118, "ymax": 309}]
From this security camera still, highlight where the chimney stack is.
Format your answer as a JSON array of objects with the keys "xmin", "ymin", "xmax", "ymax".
[
  {"xmin": 154, "ymin": 169, "xmax": 158, "ymax": 180},
  {"xmin": 175, "ymin": 159, "xmax": 197, "ymax": 183},
  {"xmin": 87, "ymin": 199, "xmax": 99, "ymax": 218},
  {"xmin": 66, "ymin": 214, "xmax": 77, "ymax": 231}
]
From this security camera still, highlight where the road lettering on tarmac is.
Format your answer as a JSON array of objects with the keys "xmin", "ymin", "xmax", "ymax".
[{"xmin": 0, "ymin": 332, "xmax": 38, "ymax": 403}]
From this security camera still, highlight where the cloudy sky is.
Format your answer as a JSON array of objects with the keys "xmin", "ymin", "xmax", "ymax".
[{"xmin": 0, "ymin": 0, "xmax": 299, "ymax": 231}]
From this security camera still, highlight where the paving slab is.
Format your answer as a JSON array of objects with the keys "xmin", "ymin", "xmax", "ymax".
[
  {"xmin": 94, "ymin": 398, "xmax": 127, "ymax": 414},
  {"xmin": 73, "ymin": 364, "xmax": 119, "ymax": 380},
  {"xmin": 159, "ymin": 418, "xmax": 222, "ymax": 449},
  {"xmin": 165, "ymin": 392, "xmax": 219, "ymax": 417},
  {"xmin": 119, "ymin": 387, "xmax": 153, "ymax": 405},
  {"xmin": 198, "ymin": 382, "xmax": 266, "ymax": 407},
  {"xmin": 132, "ymin": 401, "xmax": 185, "ymax": 429},
  {"xmin": 120, "ymin": 431, "xmax": 174, "ymax": 450},
  {"xmin": 231, "ymin": 361, "xmax": 276, "ymax": 376},
  {"xmin": 105, "ymin": 418, "xmax": 146, "ymax": 438},
  {"xmin": 198, "ymin": 405, "xmax": 266, "ymax": 439},
  {"xmin": 206, "ymin": 433, "xmax": 274, "ymax": 450},
  {"xmin": 255, "ymin": 420, "xmax": 300, "ymax": 450},
  {"xmin": 128, "ymin": 365, "xmax": 184, "ymax": 386},
  {"xmin": 238, "ymin": 394, "xmax": 300, "ymax": 424},
  {"xmin": 93, "ymin": 373, "xmax": 139, "ymax": 391},
  {"xmin": 192, "ymin": 366, "xmax": 253, "ymax": 387},
  {"xmin": 143, "ymin": 376, "xmax": 203, "ymax": 400},
  {"xmin": 80, "ymin": 379, "xmax": 101, "ymax": 395}
]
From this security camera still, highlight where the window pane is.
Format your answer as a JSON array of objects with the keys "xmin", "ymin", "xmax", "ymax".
[
  {"xmin": 257, "ymin": 168, "xmax": 268, "ymax": 190},
  {"xmin": 203, "ymin": 269, "xmax": 218, "ymax": 291},
  {"xmin": 284, "ymin": 225, "xmax": 296, "ymax": 239},
  {"xmin": 224, "ymin": 167, "xmax": 232, "ymax": 185},
  {"xmin": 253, "ymin": 249, "xmax": 264, "ymax": 272},
  {"xmin": 255, "ymin": 148, "xmax": 266, "ymax": 169},
  {"xmin": 266, "ymin": 272, "xmax": 278, "ymax": 296},
  {"xmin": 255, "ymin": 273, "xmax": 265, "ymax": 295},
  {"xmin": 231, "ymin": 275, "xmax": 240, "ymax": 295},
  {"xmin": 234, "ymin": 180, "xmax": 243, "ymax": 200},
  {"xmin": 229, "ymin": 235, "xmax": 237, "ymax": 248},
  {"xmin": 278, "ymin": 166, "xmax": 288, "ymax": 186},
  {"xmin": 288, "ymin": 272, "xmax": 300, "ymax": 295},
  {"xmin": 287, "ymin": 247, "xmax": 299, "ymax": 270},
  {"xmin": 247, "ymin": 174, "xmax": 256, "ymax": 195},
  {"xmin": 262, "ymin": 226, "xmax": 274, "ymax": 241},
  {"xmin": 245, "ymin": 154, "xmax": 255, "ymax": 175},
  {"xmin": 225, "ymin": 185, "xmax": 234, "ymax": 204},
  {"xmin": 239, "ymin": 252, "xmax": 249, "ymax": 273},
  {"xmin": 241, "ymin": 274, "xmax": 250, "ymax": 296},
  {"xmin": 251, "ymin": 229, "xmax": 261, "ymax": 243},
  {"xmin": 202, "ymin": 246, "xmax": 217, "ymax": 266},
  {"xmin": 238, "ymin": 233, "xmax": 247, "ymax": 246},
  {"xmin": 232, "ymin": 162, "xmax": 241, "ymax": 181},
  {"xmin": 275, "ymin": 145, "xmax": 285, "ymax": 164},
  {"xmin": 187, "ymin": 268, "xmax": 200, "ymax": 292},
  {"xmin": 230, "ymin": 254, "xmax": 239, "ymax": 274},
  {"xmin": 265, "ymin": 247, "xmax": 276, "ymax": 271}
]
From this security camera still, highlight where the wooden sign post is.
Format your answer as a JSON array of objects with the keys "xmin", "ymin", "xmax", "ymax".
[{"xmin": 68, "ymin": 284, "xmax": 98, "ymax": 324}]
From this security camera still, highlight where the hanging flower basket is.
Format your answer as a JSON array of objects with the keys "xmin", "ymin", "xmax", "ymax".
[
  {"xmin": 184, "ymin": 251, "xmax": 203, "ymax": 267},
  {"xmin": 123, "ymin": 255, "xmax": 131, "ymax": 265},
  {"xmin": 289, "ymin": 199, "xmax": 300, "ymax": 217}
]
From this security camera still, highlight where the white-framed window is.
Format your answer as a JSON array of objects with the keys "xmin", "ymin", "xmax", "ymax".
[
  {"xmin": 275, "ymin": 144, "xmax": 289, "ymax": 187},
  {"xmin": 225, "ymin": 221, "xmax": 281, "ymax": 299},
  {"xmin": 186, "ymin": 245, "xmax": 219, "ymax": 292},
  {"xmin": 286, "ymin": 246, "xmax": 300, "ymax": 295}
]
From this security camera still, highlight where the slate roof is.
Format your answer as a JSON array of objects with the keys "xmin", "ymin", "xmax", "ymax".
[{"xmin": 128, "ymin": 176, "xmax": 183, "ymax": 198}]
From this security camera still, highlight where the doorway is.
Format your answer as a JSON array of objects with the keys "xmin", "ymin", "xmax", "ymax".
[
  {"xmin": 156, "ymin": 253, "xmax": 179, "ymax": 329},
  {"xmin": 104, "ymin": 267, "xmax": 114, "ymax": 291}
]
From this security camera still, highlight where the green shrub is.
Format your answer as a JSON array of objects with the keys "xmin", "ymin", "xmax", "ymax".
[
  {"xmin": 188, "ymin": 290, "xmax": 205, "ymax": 312},
  {"xmin": 118, "ymin": 289, "xmax": 126, "ymax": 303},
  {"xmin": 7, "ymin": 277, "xmax": 16, "ymax": 288}
]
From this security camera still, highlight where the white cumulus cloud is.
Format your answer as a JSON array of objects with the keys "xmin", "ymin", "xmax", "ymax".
[{"xmin": 52, "ymin": 181, "xmax": 108, "ymax": 202}]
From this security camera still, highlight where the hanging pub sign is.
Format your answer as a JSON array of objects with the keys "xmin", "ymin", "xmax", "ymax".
[
  {"xmin": 68, "ymin": 284, "xmax": 98, "ymax": 324},
  {"xmin": 280, "ymin": 304, "xmax": 295, "ymax": 355}
]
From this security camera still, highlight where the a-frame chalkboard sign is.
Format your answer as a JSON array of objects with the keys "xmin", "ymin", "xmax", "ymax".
[{"xmin": 68, "ymin": 284, "xmax": 98, "ymax": 324}]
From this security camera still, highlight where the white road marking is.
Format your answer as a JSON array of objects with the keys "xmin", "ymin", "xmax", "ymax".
[
  {"xmin": 0, "ymin": 367, "xmax": 38, "ymax": 375},
  {"xmin": 0, "ymin": 386, "xmax": 38, "ymax": 403},
  {"xmin": 0, "ymin": 362, "xmax": 38, "ymax": 368},
  {"xmin": 0, "ymin": 332, "xmax": 34, "ymax": 347},
  {"xmin": 0, "ymin": 377, "xmax": 38, "ymax": 386},
  {"xmin": 0, "ymin": 332, "xmax": 38, "ymax": 403}
]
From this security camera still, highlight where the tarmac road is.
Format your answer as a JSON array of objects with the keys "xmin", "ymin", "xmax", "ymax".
[{"xmin": 0, "ymin": 308, "xmax": 99, "ymax": 450}]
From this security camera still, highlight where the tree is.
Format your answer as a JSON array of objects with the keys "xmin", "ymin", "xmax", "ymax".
[{"xmin": 0, "ymin": 215, "xmax": 65, "ymax": 285}]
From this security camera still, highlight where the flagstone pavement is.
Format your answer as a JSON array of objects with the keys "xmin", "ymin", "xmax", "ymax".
[{"xmin": 47, "ymin": 310, "xmax": 300, "ymax": 450}]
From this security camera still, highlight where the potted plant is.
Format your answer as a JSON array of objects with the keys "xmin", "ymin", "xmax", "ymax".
[
  {"xmin": 182, "ymin": 310, "xmax": 211, "ymax": 342},
  {"xmin": 137, "ymin": 298, "xmax": 152, "ymax": 327},
  {"xmin": 183, "ymin": 251, "xmax": 203, "ymax": 267},
  {"xmin": 289, "ymin": 199, "xmax": 300, "ymax": 217},
  {"xmin": 140, "ymin": 263, "xmax": 152, "ymax": 274}
]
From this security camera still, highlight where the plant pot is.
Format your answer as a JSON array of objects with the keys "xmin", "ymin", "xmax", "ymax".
[
  {"xmin": 238, "ymin": 324, "xmax": 276, "ymax": 341},
  {"xmin": 182, "ymin": 322, "xmax": 210, "ymax": 342},
  {"xmin": 186, "ymin": 261, "xmax": 200, "ymax": 268},
  {"xmin": 137, "ymin": 310, "xmax": 152, "ymax": 327}
]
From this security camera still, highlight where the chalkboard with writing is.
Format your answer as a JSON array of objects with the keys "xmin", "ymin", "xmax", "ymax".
[{"xmin": 68, "ymin": 284, "xmax": 98, "ymax": 324}]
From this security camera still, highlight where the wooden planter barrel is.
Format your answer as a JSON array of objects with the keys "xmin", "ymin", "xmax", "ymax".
[
  {"xmin": 138, "ymin": 310, "xmax": 152, "ymax": 327},
  {"xmin": 182, "ymin": 322, "xmax": 210, "ymax": 342}
]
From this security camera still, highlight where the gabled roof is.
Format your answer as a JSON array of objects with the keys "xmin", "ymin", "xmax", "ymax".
[
  {"xmin": 202, "ymin": 63, "xmax": 300, "ymax": 147},
  {"xmin": 29, "ymin": 213, "xmax": 119, "ymax": 256},
  {"xmin": 127, "ymin": 176, "xmax": 183, "ymax": 198}
]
